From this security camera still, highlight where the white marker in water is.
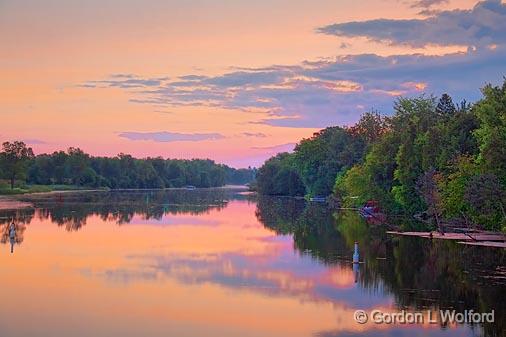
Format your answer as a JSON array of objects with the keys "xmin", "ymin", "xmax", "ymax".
[
  {"xmin": 9, "ymin": 223, "xmax": 16, "ymax": 254},
  {"xmin": 9, "ymin": 223, "xmax": 16, "ymax": 239},
  {"xmin": 353, "ymin": 241, "xmax": 360, "ymax": 264}
]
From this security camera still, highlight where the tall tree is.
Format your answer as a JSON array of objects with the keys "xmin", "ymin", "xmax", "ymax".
[
  {"xmin": 473, "ymin": 82, "xmax": 506, "ymax": 185},
  {"xmin": 465, "ymin": 173, "xmax": 506, "ymax": 231},
  {"xmin": 294, "ymin": 126, "xmax": 365, "ymax": 196},
  {"xmin": 416, "ymin": 169, "xmax": 444, "ymax": 233},
  {"xmin": 0, "ymin": 141, "xmax": 35, "ymax": 189},
  {"xmin": 348, "ymin": 110, "xmax": 390, "ymax": 145},
  {"xmin": 436, "ymin": 93, "xmax": 456, "ymax": 118}
]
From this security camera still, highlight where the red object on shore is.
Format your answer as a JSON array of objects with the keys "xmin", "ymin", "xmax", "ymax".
[{"xmin": 360, "ymin": 200, "xmax": 386, "ymax": 224}]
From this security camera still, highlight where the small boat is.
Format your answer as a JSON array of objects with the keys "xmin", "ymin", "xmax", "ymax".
[
  {"xmin": 310, "ymin": 196, "xmax": 327, "ymax": 203},
  {"xmin": 184, "ymin": 185, "xmax": 196, "ymax": 190},
  {"xmin": 359, "ymin": 200, "xmax": 386, "ymax": 223}
]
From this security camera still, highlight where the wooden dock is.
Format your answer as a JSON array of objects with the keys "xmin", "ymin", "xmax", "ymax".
[
  {"xmin": 458, "ymin": 241, "xmax": 506, "ymax": 248},
  {"xmin": 386, "ymin": 231, "xmax": 506, "ymax": 248}
]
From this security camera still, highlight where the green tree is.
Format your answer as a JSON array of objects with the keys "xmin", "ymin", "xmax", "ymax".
[
  {"xmin": 416, "ymin": 169, "xmax": 444, "ymax": 232},
  {"xmin": 0, "ymin": 141, "xmax": 35, "ymax": 189},
  {"xmin": 256, "ymin": 153, "xmax": 305, "ymax": 196},
  {"xmin": 348, "ymin": 110, "xmax": 390, "ymax": 145},
  {"xmin": 436, "ymin": 103, "xmax": 479, "ymax": 170},
  {"xmin": 66, "ymin": 147, "xmax": 91, "ymax": 185},
  {"xmin": 391, "ymin": 96, "xmax": 440, "ymax": 214},
  {"xmin": 440, "ymin": 155, "xmax": 478, "ymax": 222},
  {"xmin": 293, "ymin": 126, "xmax": 365, "ymax": 196},
  {"xmin": 334, "ymin": 165, "xmax": 373, "ymax": 207},
  {"xmin": 436, "ymin": 93, "xmax": 456, "ymax": 118},
  {"xmin": 465, "ymin": 173, "xmax": 506, "ymax": 231},
  {"xmin": 473, "ymin": 81, "xmax": 506, "ymax": 184}
]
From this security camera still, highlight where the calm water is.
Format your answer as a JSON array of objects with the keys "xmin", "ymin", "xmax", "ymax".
[{"xmin": 1, "ymin": 189, "xmax": 504, "ymax": 337}]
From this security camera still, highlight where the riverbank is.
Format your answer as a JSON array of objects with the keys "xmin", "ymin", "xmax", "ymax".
[
  {"xmin": 0, "ymin": 187, "xmax": 111, "ymax": 210},
  {"xmin": 0, "ymin": 184, "xmax": 102, "ymax": 196},
  {"xmin": 0, "ymin": 185, "xmax": 249, "ymax": 211}
]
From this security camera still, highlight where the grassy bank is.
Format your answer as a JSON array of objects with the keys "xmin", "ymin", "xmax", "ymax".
[{"xmin": 0, "ymin": 183, "xmax": 101, "ymax": 195}]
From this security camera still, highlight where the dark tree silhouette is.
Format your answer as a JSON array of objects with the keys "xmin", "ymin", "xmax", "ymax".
[
  {"xmin": 436, "ymin": 93, "xmax": 456, "ymax": 117},
  {"xmin": 0, "ymin": 141, "xmax": 35, "ymax": 189}
]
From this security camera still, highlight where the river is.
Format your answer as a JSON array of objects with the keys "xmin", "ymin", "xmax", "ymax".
[{"xmin": 0, "ymin": 188, "xmax": 504, "ymax": 337}]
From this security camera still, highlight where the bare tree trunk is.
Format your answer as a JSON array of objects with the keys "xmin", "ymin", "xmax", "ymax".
[
  {"xmin": 434, "ymin": 212, "xmax": 444, "ymax": 235},
  {"xmin": 460, "ymin": 211, "xmax": 470, "ymax": 229}
]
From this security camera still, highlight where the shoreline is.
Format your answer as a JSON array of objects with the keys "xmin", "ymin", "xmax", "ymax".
[
  {"xmin": 0, "ymin": 185, "xmax": 249, "ymax": 210},
  {"xmin": 2, "ymin": 190, "xmax": 504, "ymax": 249},
  {"xmin": 0, "ymin": 196, "xmax": 33, "ymax": 210},
  {"xmin": 387, "ymin": 230, "xmax": 506, "ymax": 248}
]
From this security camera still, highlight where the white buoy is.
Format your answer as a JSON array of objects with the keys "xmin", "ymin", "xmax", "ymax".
[
  {"xmin": 352, "ymin": 241, "xmax": 360, "ymax": 264},
  {"xmin": 9, "ymin": 223, "xmax": 16, "ymax": 254},
  {"xmin": 9, "ymin": 223, "xmax": 16, "ymax": 239}
]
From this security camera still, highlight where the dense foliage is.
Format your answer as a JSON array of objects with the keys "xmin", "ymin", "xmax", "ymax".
[
  {"xmin": 256, "ymin": 127, "xmax": 366, "ymax": 197},
  {"xmin": 0, "ymin": 145, "xmax": 255, "ymax": 190},
  {"xmin": 0, "ymin": 141, "xmax": 35, "ymax": 189},
  {"xmin": 257, "ymin": 81, "xmax": 506, "ymax": 231}
]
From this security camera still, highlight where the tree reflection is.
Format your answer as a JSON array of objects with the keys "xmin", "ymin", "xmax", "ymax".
[
  {"xmin": 1, "ymin": 189, "xmax": 238, "ymax": 232},
  {"xmin": 1, "ymin": 191, "xmax": 503, "ymax": 336},
  {"xmin": 0, "ymin": 212, "xmax": 28, "ymax": 253},
  {"xmin": 255, "ymin": 195, "xmax": 505, "ymax": 337}
]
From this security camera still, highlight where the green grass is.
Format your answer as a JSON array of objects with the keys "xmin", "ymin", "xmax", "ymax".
[
  {"xmin": 0, "ymin": 187, "xmax": 29, "ymax": 195},
  {"xmin": 0, "ymin": 185, "xmax": 52, "ymax": 195},
  {"xmin": 0, "ymin": 183, "xmax": 105, "ymax": 195}
]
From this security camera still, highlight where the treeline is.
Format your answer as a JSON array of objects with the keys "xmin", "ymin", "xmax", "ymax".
[
  {"xmin": 0, "ymin": 145, "xmax": 256, "ymax": 190},
  {"xmin": 256, "ymin": 80, "xmax": 506, "ymax": 231},
  {"xmin": 256, "ymin": 126, "xmax": 366, "ymax": 197}
]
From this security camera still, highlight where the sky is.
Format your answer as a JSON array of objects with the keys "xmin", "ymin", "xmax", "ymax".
[{"xmin": 1, "ymin": 0, "xmax": 505, "ymax": 167}]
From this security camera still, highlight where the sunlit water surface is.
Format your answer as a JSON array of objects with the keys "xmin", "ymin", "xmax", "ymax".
[{"xmin": 0, "ymin": 189, "xmax": 504, "ymax": 337}]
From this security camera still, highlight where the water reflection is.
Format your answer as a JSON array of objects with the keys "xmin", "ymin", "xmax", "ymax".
[
  {"xmin": 0, "ymin": 190, "xmax": 504, "ymax": 337},
  {"xmin": 257, "ymin": 195, "xmax": 505, "ymax": 337},
  {"xmin": 1, "ymin": 220, "xmax": 26, "ymax": 254},
  {"xmin": 2, "ymin": 189, "xmax": 240, "ymax": 231}
]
